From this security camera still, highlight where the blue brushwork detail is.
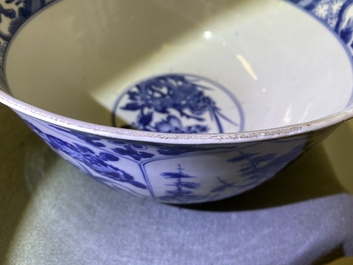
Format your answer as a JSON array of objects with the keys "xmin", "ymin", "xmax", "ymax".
[
  {"xmin": 24, "ymin": 120, "xmax": 147, "ymax": 190},
  {"xmin": 112, "ymin": 144, "xmax": 155, "ymax": 161},
  {"xmin": 112, "ymin": 74, "xmax": 243, "ymax": 134},
  {"xmin": 229, "ymin": 145, "xmax": 304, "ymax": 181},
  {"xmin": 210, "ymin": 142, "xmax": 306, "ymax": 196},
  {"xmin": 158, "ymin": 164, "xmax": 206, "ymax": 203},
  {"xmin": 50, "ymin": 124, "xmax": 106, "ymax": 147},
  {"xmin": 228, "ymin": 151, "xmax": 276, "ymax": 175}
]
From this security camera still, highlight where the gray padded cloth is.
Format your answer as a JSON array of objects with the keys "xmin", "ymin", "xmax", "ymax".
[{"xmin": 1, "ymin": 104, "xmax": 353, "ymax": 265}]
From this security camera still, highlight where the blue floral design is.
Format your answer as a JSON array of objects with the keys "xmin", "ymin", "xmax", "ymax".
[
  {"xmin": 112, "ymin": 144, "xmax": 154, "ymax": 161},
  {"xmin": 113, "ymin": 74, "xmax": 242, "ymax": 134},
  {"xmin": 158, "ymin": 164, "xmax": 205, "ymax": 203},
  {"xmin": 50, "ymin": 125, "xmax": 106, "ymax": 147},
  {"xmin": 228, "ymin": 145, "xmax": 304, "ymax": 181},
  {"xmin": 25, "ymin": 121, "xmax": 147, "ymax": 190},
  {"xmin": 208, "ymin": 138, "xmax": 307, "ymax": 197}
]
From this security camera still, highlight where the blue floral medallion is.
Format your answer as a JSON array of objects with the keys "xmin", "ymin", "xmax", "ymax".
[{"xmin": 112, "ymin": 74, "xmax": 245, "ymax": 134}]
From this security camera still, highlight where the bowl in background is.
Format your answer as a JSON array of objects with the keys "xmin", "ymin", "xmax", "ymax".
[{"xmin": 0, "ymin": 0, "xmax": 353, "ymax": 204}]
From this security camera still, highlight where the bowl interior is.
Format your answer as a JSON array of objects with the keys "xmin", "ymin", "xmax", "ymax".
[{"xmin": 4, "ymin": 0, "xmax": 353, "ymax": 133}]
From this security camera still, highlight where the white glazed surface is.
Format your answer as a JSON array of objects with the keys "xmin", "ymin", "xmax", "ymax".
[{"xmin": 5, "ymin": 0, "xmax": 353, "ymax": 133}]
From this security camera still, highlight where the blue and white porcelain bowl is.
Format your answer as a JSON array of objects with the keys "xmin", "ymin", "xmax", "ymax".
[{"xmin": 1, "ymin": 0, "xmax": 353, "ymax": 204}]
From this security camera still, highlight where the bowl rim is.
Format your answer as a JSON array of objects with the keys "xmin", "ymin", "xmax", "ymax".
[{"xmin": 1, "ymin": 89, "xmax": 352, "ymax": 145}]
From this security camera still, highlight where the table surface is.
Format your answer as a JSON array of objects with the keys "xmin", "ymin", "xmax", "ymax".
[{"xmin": 1, "ymin": 104, "xmax": 353, "ymax": 265}]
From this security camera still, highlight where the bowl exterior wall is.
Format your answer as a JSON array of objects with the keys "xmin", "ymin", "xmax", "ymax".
[{"xmin": 15, "ymin": 111, "xmax": 332, "ymax": 204}]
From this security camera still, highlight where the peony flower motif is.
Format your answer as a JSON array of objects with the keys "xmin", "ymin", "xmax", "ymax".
[{"xmin": 117, "ymin": 74, "xmax": 237, "ymax": 133}]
